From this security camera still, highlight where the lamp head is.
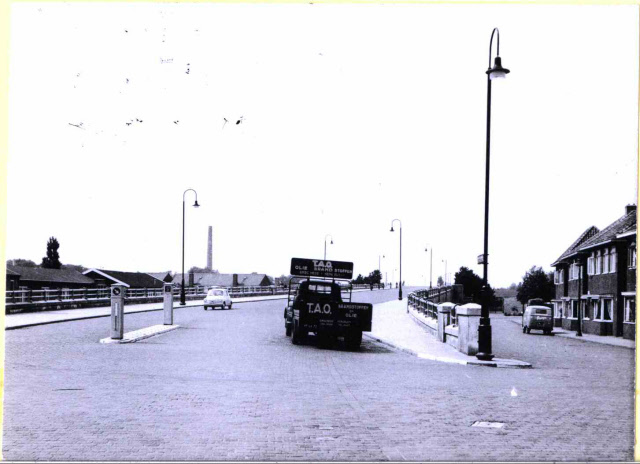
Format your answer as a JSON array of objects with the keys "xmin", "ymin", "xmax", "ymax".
[
  {"xmin": 390, "ymin": 226, "xmax": 394, "ymax": 232},
  {"xmin": 487, "ymin": 56, "xmax": 510, "ymax": 80},
  {"xmin": 330, "ymin": 239, "xmax": 333, "ymax": 245},
  {"xmin": 193, "ymin": 200, "xmax": 200, "ymax": 208}
]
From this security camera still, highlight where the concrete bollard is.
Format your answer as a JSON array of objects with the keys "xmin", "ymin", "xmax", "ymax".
[
  {"xmin": 110, "ymin": 284, "xmax": 125, "ymax": 340},
  {"xmin": 457, "ymin": 303, "xmax": 482, "ymax": 355},
  {"xmin": 437, "ymin": 303, "xmax": 455, "ymax": 342},
  {"xmin": 163, "ymin": 284, "xmax": 173, "ymax": 325}
]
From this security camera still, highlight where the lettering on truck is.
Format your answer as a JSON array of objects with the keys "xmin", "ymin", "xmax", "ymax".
[{"xmin": 307, "ymin": 303, "xmax": 332, "ymax": 314}]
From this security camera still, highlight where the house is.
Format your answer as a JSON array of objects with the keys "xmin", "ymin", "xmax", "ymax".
[
  {"xmin": 6, "ymin": 267, "xmax": 21, "ymax": 291},
  {"xmin": 172, "ymin": 272, "xmax": 274, "ymax": 288},
  {"xmin": 6, "ymin": 265, "xmax": 95, "ymax": 290},
  {"xmin": 551, "ymin": 205, "xmax": 636, "ymax": 340},
  {"xmin": 83, "ymin": 269, "xmax": 165, "ymax": 288}
]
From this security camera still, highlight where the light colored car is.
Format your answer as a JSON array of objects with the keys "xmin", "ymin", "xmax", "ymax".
[
  {"xmin": 522, "ymin": 305, "xmax": 553, "ymax": 335},
  {"xmin": 203, "ymin": 287, "xmax": 233, "ymax": 310}
]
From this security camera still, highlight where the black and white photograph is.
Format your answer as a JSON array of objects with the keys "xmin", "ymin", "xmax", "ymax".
[{"xmin": 2, "ymin": 2, "xmax": 638, "ymax": 461}]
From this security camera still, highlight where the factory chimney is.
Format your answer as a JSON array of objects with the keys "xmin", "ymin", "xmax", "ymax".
[{"xmin": 207, "ymin": 226, "xmax": 213, "ymax": 271}]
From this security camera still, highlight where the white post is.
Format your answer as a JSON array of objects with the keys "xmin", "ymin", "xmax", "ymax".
[
  {"xmin": 110, "ymin": 284, "xmax": 125, "ymax": 340},
  {"xmin": 163, "ymin": 284, "xmax": 174, "ymax": 325}
]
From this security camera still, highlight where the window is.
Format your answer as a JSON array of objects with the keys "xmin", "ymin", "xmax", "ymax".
[
  {"xmin": 629, "ymin": 243, "xmax": 636, "ymax": 269},
  {"xmin": 569, "ymin": 263, "xmax": 581, "ymax": 281},
  {"xmin": 582, "ymin": 300, "xmax": 589, "ymax": 319},
  {"xmin": 587, "ymin": 253, "xmax": 595, "ymax": 276},
  {"xmin": 594, "ymin": 298, "xmax": 613, "ymax": 321},
  {"xmin": 610, "ymin": 248, "xmax": 617, "ymax": 273},
  {"xmin": 595, "ymin": 250, "xmax": 602, "ymax": 274},
  {"xmin": 571, "ymin": 300, "xmax": 579, "ymax": 318},
  {"xmin": 625, "ymin": 297, "xmax": 635, "ymax": 323},
  {"xmin": 603, "ymin": 249, "xmax": 610, "ymax": 273},
  {"xmin": 554, "ymin": 302, "xmax": 563, "ymax": 318},
  {"xmin": 554, "ymin": 269, "xmax": 564, "ymax": 285}
]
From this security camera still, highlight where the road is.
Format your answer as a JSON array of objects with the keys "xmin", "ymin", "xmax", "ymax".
[{"xmin": 3, "ymin": 288, "xmax": 634, "ymax": 461}]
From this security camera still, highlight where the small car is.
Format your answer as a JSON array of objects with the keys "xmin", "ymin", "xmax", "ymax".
[
  {"xmin": 522, "ymin": 305, "xmax": 553, "ymax": 335},
  {"xmin": 203, "ymin": 287, "xmax": 233, "ymax": 310}
]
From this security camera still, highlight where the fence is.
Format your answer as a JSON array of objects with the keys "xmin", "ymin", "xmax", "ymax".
[{"xmin": 5, "ymin": 282, "xmax": 377, "ymax": 312}]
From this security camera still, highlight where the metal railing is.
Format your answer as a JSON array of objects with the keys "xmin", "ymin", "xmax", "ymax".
[{"xmin": 6, "ymin": 282, "xmax": 377, "ymax": 306}]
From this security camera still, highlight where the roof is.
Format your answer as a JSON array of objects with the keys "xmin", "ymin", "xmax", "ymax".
[
  {"xmin": 84, "ymin": 269, "xmax": 165, "ymax": 288},
  {"xmin": 147, "ymin": 272, "xmax": 173, "ymax": 282},
  {"xmin": 8, "ymin": 265, "xmax": 95, "ymax": 285},
  {"xmin": 551, "ymin": 208, "xmax": 638, "ymax": 266},
  {"xmin": 551, "ymin": 226, "xmax": 600, "ymax": 266},
  {"xmin": 238, "ymin": 273, "xmax": 274, "ymax": 286},
  {"xmin": 6, "ymin": 267, "xmax": 20, "ymax": 276},
  {"xmin": 579, "ymin": 209, "xmax": 636, "ymax": 251},
  {"xmin": 172, "ymin": 272, "xmax": 274, "ymax": 287}
]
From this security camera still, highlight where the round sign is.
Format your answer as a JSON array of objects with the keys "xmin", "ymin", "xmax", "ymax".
[{"xmin": 112, "ymin": 287, "xmax": 121, "ymax": 296}]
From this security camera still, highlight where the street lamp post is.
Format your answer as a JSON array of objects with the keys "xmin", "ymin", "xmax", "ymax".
[
  {"xmin": 477, "ymin": 28, "xmax": 510, "ymax": 361},
  {"xmin": 324, "ymin": 234, "xmax": 333, "ymax": 260},
  {"xmin": 379, "ymin": 254, "xmax": 385, "ymax": 288},
  {"xmin": 390, "ymin": 219, "xmax": 402, "ymax": 300},
  {"xmin": 181, "ymin": 189, "xmax": 200, "ymax": 306},
  {"xmin": 425, "ymin": 246, "xmax": 433, "ymax": 289},
  {"xmin": 442, "ymin": 259, "xmax": 448, "ymax": 286}
]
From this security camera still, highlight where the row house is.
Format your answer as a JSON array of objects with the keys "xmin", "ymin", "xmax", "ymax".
[{"xmin": 551, "ymin": 205, "xmax": 636, "ymax": 340}]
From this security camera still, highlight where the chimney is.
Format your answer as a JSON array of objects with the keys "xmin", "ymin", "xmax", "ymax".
[
  {"xmin": 232, "ymin": 273, "xmax": 238, "ymax": 287},
  {"xmin": 207, "ymin": 226, "xmax": 213, "ymax": 271},
  {"xmin": 189, "ymin": 272, "xmax": 194, "ymax": 287},
  {"xmin": 626, "ymin": 204, "xmax": 636, "ymax": 215}
]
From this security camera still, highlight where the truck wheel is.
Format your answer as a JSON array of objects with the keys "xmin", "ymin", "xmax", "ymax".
[
  {"xmin": 292, "ymin": 320, "xmax": 303, "ymax": 345},
  {"xmin": 526, "ymin": 327, "xmax": 531, "ymax": 334},
  {"xmin": 345, "ymin": 330, "xmax": 362, "ymax": 351},
  {"xmin": 522, "ymin": 326, "xmax": 526, "ymax": 333},
  {"xmin": 285, "ymin": 322, "xmax": 292, "ymax": 337}
]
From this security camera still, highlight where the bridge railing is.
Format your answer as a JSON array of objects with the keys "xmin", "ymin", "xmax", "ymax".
[{"xmin": 5, "ymin": 282, "xmax": 379, "ymax": 310}]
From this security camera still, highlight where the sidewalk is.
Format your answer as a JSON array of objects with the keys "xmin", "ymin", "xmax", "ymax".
[
  {"xmin": 365, "ymin": 299, "xmax": 531, "ymax": 368},
  {"xmin": 4, "ymin": 294, "xmax": 289, "ymax": 330},
  {"xmin": 502, "ymin": 314, "xmax": 635, "ymax": 349}
]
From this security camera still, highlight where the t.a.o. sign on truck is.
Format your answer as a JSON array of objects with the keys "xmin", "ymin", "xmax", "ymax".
[{"xmin": 290, "ymin": 258, "xmax": 353, "ymax": 280}]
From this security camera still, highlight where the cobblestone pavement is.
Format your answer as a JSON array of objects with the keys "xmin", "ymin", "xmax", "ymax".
[{"xmin": 3, "ymin": 289, "xmax": 634, "ymax": 461}]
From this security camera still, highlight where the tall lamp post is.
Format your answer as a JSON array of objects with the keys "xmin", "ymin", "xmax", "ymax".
[
  {"xmin": 477, "ymin": 28, "xmax": 510, "ymax": 361},
  {"xmin": 390, "ymin": 219, "xmax": 402, "ymax": 300},
  {"xmin": 181, "ymin": 189, "xmax": 200, "ymax": 306},
  {"xmin": 425, "ymin": 246, "xmax": 433, "ymax": 289},
  {"xmin": 442, "ymin": 259, "xmax": 448, "ymax": 286},
  {"xmin": 379, "ymin": 254, "xmax": 385, "ymax": 287},
  {"xmin": 324, "ymin": 234, "xmax": 333, "ymax": 260}
]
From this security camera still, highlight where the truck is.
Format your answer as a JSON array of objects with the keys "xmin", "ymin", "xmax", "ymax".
[{"xmin": 284, "ymin": 258, "xmax": 373, "ymax": 350}]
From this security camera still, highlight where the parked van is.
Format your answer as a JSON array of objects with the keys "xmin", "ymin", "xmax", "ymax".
[{"xmin": 522, "ymin": 305, "xmax": 553, "ymax": 335}]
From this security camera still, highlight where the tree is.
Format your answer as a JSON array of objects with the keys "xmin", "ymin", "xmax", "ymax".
[
  {"xmin": 437, "ymin": 276, "xmax": 444, "ymax": 287},
  {"xmin": 188, "ymin": 266, "xmax": 218, "ymax": 274},
  {"xmin": 454, "ymin": 266, "xmax": 484, "ymax": 302},
  {"xmin": 352, "ymin": 274, "xmax": 365, "ymax": 284},
  {"xmin": 41, "ymin": 237, "xmax": 61, "ymax": 269},
  {"xmin": 516, "ymin": 266, "xmax": 555, "ymax": 306},
  {"xmin": 61, "ymin": 263, "xmax": 86, "ymax": 273},
  {"xmin": 6, "ymin": 259, "xmax": 37, "ymax": 268},
  {"xmin": 367, "ymin": 270, "xmax": 382, "ymax": 285}
]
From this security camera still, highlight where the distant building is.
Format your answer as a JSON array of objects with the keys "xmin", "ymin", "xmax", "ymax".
[
  {"xmin": 83, "ymin": 269, "xmax": 165, "ymax": 289},
  {"xmin": 551, "ymin": 205, "xmax": 636, "ymax": 340},
  {"xmin": 6, "ymin": 265, "xmax": 95, "ymax": 290},
  {"xmin": 147, "ymin": 272, "xmax": 174, "ymax": 283},
  {"xmin": 172, "ymin": 272, "xmax": 274, "ymax": 288}
]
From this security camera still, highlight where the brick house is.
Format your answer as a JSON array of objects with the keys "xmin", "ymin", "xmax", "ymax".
[
  {"xmin": 172, "ymin": 272, "xmax": 274, "ymax": 288},
  {"xmin": 551, "ymin": 205, "xmax": 636, "ymax": 340},
  {"xmin": 6, "ymin": 265, "xmax": 95, "ymax": 290}
]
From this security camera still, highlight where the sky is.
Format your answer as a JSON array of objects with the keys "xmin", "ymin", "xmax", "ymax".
[{"xmin": 5, "ymin": 3, "xmax": 638, "ymax": 288}]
